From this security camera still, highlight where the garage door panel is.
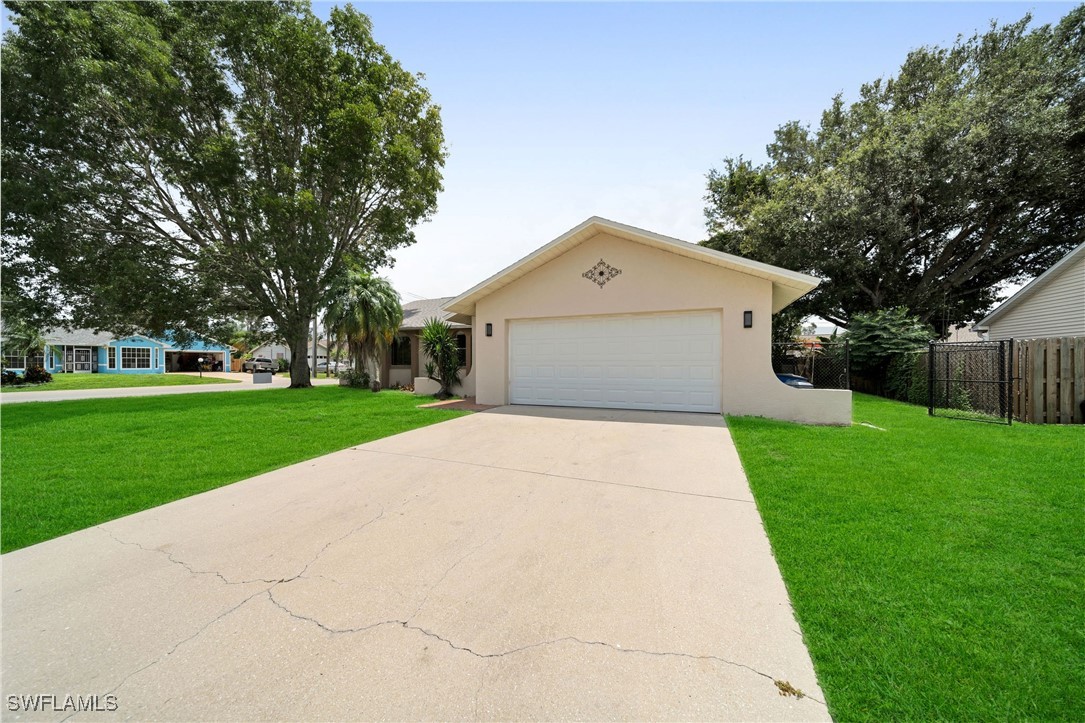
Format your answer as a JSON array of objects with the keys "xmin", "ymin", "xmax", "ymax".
[{"xmin": 509, "ymin": 311, "xmax": 721, "ymax": 413}]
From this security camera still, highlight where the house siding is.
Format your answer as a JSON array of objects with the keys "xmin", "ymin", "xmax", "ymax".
[{"xmin": 987, "ymin": 253, "xmax": 1085, "ymax": 340}]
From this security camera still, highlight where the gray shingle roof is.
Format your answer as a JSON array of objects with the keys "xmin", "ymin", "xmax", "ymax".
[
  {"xmin": 399, "ymin": 297, "xmax": 468, "ymax": 330},
  {"xmin": 42, "ymin": 328, "xmax": 120, "ymax": 346}
]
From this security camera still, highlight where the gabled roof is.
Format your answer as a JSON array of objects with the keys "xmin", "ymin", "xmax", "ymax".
[
  {"xmin": 444, "ymin": 217, "xmax": 821, "ymax": 316},
  {"xmin": 400, "ymin": 297, "xmax": 470, "ymax": 330},
  {"xmin": 973, "ymin": 243, "xmax": 1085, "ymax": 331},
  {"xmin": 43, "ymin": 328, "xmax": 129, "ymax": 347}
]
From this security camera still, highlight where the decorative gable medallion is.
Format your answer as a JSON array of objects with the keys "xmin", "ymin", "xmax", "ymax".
[{"xmin": 582, "ymin": 258, "xmax": 622, "ymax": 288}]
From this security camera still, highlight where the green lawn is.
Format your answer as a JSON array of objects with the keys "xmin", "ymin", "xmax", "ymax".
[
  {"xmin": 0, "ymin": 388, "xmax": 467, "ymax": 552},
  {"xmin": 728, "ymin": 394, "xmax": 1084, "ymax": 721},
  {"xmin": 1, "ymin": 373, "xmax": 238, "ymax": 392}
]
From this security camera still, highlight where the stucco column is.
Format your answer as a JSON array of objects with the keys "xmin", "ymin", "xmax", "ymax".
[
  {"xmin": 380, "ymin": 346, "xmax": 391, "ymax": 387},
  {"xmin": 410, "ymin": 332, "xmax": 420, "ymax": 379}
]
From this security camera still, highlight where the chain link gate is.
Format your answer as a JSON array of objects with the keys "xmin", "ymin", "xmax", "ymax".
[{"xmin": 928, "ymin": 340, "xmax": 1013, "ymax": 424}]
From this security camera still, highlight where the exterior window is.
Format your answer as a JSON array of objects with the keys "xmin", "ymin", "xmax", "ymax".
[
  {"xmin": 153, "ymin": 348, "xmax": 159, "ymax": 368},
  {"xmin": 455, "ymin": 333, "xmax": 467, "ymax": 367},
  {"xmin": 121, "ymin": 347, "xmax": 151, "ymax": 369},
  {"xmin": 390, "ymin": 336, "xmax": 411, "ymax": 366},
  {"xmin": 2, "ymin": 353, "xmax": 24, "ymax": 369},
  {"xmin": 108, "ymin": 347, "xmax": 116, "ymax": 369},
  {"xmin": 26, "ymin": 350, "xmax": 44, "ymax": 368}
]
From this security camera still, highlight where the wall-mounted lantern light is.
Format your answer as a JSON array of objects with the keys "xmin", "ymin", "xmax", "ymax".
[
  {"xmin": 743, "ymin": 311, "xmax": 753, "ymax": 328},
  {"xmin": 485, "ymin": 323, "xmax": 493, "ymax": 337}
]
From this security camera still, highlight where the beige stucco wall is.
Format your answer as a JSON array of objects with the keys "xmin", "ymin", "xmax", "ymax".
[{"xmin": 470, "ymin": 232, "xmax": 851, "ymax": 425}]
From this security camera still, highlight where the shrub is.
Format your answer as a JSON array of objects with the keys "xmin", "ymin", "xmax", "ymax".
[
  {"xmin": 420, "ymin": 318, "xmax": 461, "ymax": 399},
  {"xmin": 23, "ymin": 366, "xmax": 52, "ymax": 384},
  {"xmin": 276, "ymin": 358, "xmax": 289, "ymax": 373},
  {"xmin": 1, "ymin": 370, "xmax": 23, "ymax": 386},
  {"xmin": 846, "ymin": 308, "xmax": 933, "ymax": 375},
  {"xmin": 338, "ymin": 368, "xmax": 370, "ymax": 388}
]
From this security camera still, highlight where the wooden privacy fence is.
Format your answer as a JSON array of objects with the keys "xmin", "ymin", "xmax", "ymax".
[{"xmin": 1013, "ymin": 336, "xmax": 1084, "ymax": 424}]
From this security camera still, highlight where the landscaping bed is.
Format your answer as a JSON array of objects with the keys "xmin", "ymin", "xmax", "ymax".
[
  {"xmin": 727, "ymin": 394, "xmax": 1084, "ymax": 721},
  {"xmin": 0, "ymin": 388, "xmax": 467, "ymax": 552}
]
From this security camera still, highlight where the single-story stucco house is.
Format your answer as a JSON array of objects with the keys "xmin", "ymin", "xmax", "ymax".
[
  {"xmin": 1, "ymin": 329, "xmax": 233, "ymax": 375},
  {"xmin": 972, "ymin": 242, "xmax": 1085, "ymax": 341},
  {"xmin": 379, "ymin": 298, "xmax": 471, "ymax": 389},
  {"xmin": 437, "ymin": 217, "xmax": 851, "ymax": 425}
]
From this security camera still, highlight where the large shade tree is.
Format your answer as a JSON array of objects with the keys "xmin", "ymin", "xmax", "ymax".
[
  {"xmin": 1, "ymin": 0, "xmax": 444, "ymax": 386},
  {"xmin": 703, "ymin": 10, "xmax": 1084, "ymax": 336}
]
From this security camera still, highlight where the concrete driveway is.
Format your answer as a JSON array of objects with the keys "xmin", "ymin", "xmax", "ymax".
[{"xmin": 1, "ymin": 406, "xmax": 828, "ymax": 721}]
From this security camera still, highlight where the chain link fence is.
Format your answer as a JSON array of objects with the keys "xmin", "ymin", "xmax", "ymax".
[
  {"xmin": 771, "ymin": 341, "xmax": 850, "ymax": 390},
  {"xmin": 928, "ymin": 340, "xmax": 1013, "ymax": 424}
]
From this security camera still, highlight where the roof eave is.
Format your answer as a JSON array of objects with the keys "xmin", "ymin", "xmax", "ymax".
[{"xmin": 445, "ymin": 216, "xmax": 821, "ymax": 316}]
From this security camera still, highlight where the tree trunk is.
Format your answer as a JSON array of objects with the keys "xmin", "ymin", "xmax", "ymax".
[{"xmin": 286, "ymin": 322, "xmax": 312, "ymax": 388}]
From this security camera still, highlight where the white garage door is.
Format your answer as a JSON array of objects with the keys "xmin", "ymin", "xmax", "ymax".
[{"xmin": 509, "ymin": 311, "xmax": 722, "ymax": 413}]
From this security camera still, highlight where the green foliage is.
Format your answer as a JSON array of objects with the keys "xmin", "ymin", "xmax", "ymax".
[
  {"xmin": 1, "ymin": 370, "xmax": 23, "ymax": 386},
  {"xmin": 845, "ymin": 308, "xmax": 933, "ymax": 375},
  {"xmin": 420, "ymin": 318, "xmax": 461, "ymax": 399},
  {"xmin": 276, "ymin": 358, "xmax": 290, "ymax": 373},
  {"xmin": 703, "ymin": 10, "xmax": 1084, "ymax": 335},
  {"xmin": 22, "ymin": 366, "xmax": 51, "ymax": 384},
  {"xmin": 337, "ymin": 368, "xmax": 371, "ymax": 389},
  {"xmin": 885, "ymin": 351, "xmax": 925, "ymax": 404},
  {"xmin": 1, "ymin": 1, "xmax": 445, "ymax": 387},
  {"xmin": 728, "ymin": 395, "xmax": 1085, "ymax": 721},
  {"xmin": 771, "ymin": 307, "xmax": 806, "ymax": 344},
  {"xmin": 324, "ymin": 270, "xmax": 402, "ymax": 376}
]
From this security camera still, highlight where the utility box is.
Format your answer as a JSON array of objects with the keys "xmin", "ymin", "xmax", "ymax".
[{"xmin": 253, "ymin": 372, "xmax": 273, "ymax": 384}]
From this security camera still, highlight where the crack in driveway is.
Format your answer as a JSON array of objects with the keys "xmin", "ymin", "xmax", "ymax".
[{"xmin": 262, "ymin": 590, "xmax": 826, "ymax": 708}]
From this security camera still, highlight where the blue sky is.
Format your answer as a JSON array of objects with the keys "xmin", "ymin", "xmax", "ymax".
[{"xmin": 325, "ymin": 2, "xmax": 1075, "ymax": 301}]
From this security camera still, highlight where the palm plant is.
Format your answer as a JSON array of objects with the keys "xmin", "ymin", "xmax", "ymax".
[
  {"xmin": 324, "ymin": 270, "xmax": 402, "ymax": 381},
  {"xmin": 420, "ymin": 318, "xmax": 462, "ymax": 399}
]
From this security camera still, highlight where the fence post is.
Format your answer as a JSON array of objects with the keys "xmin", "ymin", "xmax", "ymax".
[
  {"xmin": 1006, "ymin": 338, "xmax": 1013, "ymax": 425},
  {"xmin": 927, "ymin": 341, "xmax": 935, "ymax": 416},
  {"xmin": 844, "ymin": 340, "xmax": 850, "ymax": 390}
]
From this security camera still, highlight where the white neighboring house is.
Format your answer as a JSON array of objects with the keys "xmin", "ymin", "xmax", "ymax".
[
  {"xmin": 250, "ymin": 340, "xmax": 329, "ymax": 367},
  {"xmin": 973, "ymin": 243, "xmax": 1085, "ymax": 341}
]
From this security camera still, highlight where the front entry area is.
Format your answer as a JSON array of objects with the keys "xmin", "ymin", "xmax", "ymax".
[{"xmin": 508, "ymin": 310, "xmax": 723, "ymax": 413}]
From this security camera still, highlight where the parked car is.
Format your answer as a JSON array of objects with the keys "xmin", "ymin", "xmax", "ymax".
[
  {"xmin": 315, "ymin": 361, "xmax": 347, "ymax": 373},
  {"xmin": 243, "ymin": 357, "xmax": 276, "ymax": 373},
  {"xmin": 776, "ymin": 373, "xmax": 813, "ymax": 389}
]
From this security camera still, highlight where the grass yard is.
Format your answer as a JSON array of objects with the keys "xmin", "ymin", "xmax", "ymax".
[
  {"xmin": 728, "ymin": 394, "xmax": 1084, "ymax": 721},
  {"xmin": 1, "ymin": 373, "xmax": 238, "ymax": 392},
  {"xmin": 0, "ymin": 387, "xmax": 466, "ymax": 552}
]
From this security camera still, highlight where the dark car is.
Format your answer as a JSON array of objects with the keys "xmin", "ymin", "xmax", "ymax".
[{"xmin": 776, "ymin": 373, "xmax": 814, "ymax": 389}]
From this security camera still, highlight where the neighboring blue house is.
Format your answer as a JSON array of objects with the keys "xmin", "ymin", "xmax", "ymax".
[{"xmin": 2, "ymin": 329, "xmax": 233, "ymax": 375}]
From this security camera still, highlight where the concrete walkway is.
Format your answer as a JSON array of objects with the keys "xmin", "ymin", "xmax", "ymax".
[
  {"xmin": 1, "ymin": 406, "xmax": 828, "ymax": 721},
  {"xmin": 0, "ymin": 372, "xmax": 340, "ymax": 404}
]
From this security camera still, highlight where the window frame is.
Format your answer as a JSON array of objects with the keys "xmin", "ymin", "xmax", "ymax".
[
  {"xmin": 108, "ymin": 346, "xmax": 116, "ymax": 369},
  {"xmin": 121, "ymin": 346, "xmax": 152, "ymax": 370},
  {"xmin": 455, "ymin": 333, "xmax": 467, "ymax": 368},
  {"xmin": 390, "ymin": 335, "xmax": 412, "ymax": 366}
]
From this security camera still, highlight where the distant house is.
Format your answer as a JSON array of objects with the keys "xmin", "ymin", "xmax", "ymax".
[
  {"xmin": 250, "ymin": 339, "xmax": 329, "ymax": 367},
  {"xmin": 973, "ymin": 243, "xmax": 1085, "ymax": 341},
  {"xmin": 380, "ymin": 297, "xmax": 471, "ymax": 389},
  {"xmin": 1, "ymin": 329, "xmax": 232, "ymax": 375}
]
